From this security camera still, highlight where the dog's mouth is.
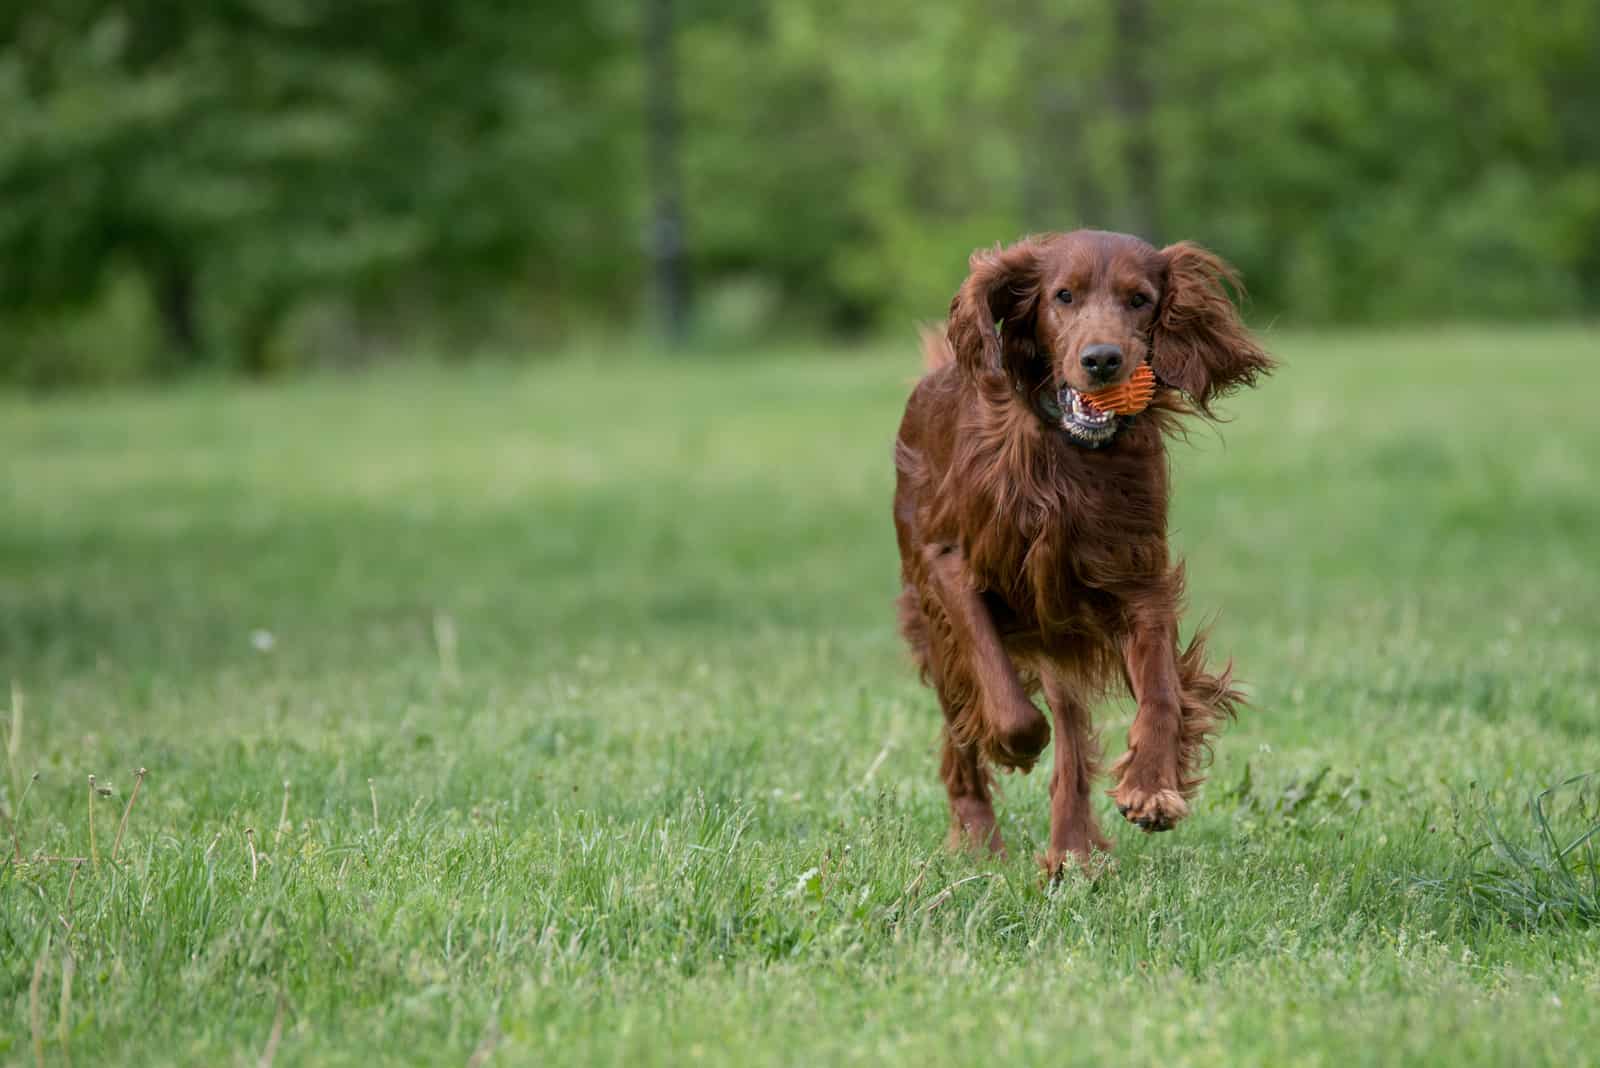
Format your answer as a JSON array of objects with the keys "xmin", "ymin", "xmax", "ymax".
[{"xmin": 1053, "ymin": 384, "xmax": 1121, "ymax": 446}]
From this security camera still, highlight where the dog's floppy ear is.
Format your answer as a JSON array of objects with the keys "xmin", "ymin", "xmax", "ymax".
[
  {"xmin": 1151, "ymin": 242, "xmax": 1274, "ymax": 415},
  {"xmin": 947, "ymin": 240, "xmax": 1041, "ymax": 379}
]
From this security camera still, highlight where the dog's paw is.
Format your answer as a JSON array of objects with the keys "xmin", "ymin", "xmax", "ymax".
[
  {"xmin": 948, "ymin": 798, "xmax": 1007, "ymax": 858},
  {"xmin": 1108, "ymin": 780, "xmax": 1189, "ymax": 833},
  {"xmin": 985, "ymin": 705, "xmax": 1051, "ymax": 772},
  {"xmin": 1037, "ymin": 846, "xmax": 1114, "ymax": 884}
]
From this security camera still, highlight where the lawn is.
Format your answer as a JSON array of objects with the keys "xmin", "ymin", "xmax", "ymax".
[{"xmin": 3, "ymin": 325, "xmax": 1599, "ymax": 1066}]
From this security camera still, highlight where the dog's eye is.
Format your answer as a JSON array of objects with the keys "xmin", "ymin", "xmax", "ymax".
[
  {"xmin": 1055, "ymin": 289, "xmax": 1072, "ymax": 304},
  {"xmin": 1129, "ymin": 293, "xmax": 1149, "ymax": 309}
]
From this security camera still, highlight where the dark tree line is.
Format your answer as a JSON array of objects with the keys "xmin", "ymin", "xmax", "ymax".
[{"xmin": 2, "ymin": 0, "xmax": 1597, "ymax": 383}]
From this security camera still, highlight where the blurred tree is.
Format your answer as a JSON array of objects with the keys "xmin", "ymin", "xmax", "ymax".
[
  {"xmin": 1108, "ymin": 0, "xmax": 1158, "ymax": 241},
  {"xmin": 1, "ymin": 0, "xmax": 1596, "ymax": 383},
  {"xmin": 0, "ymin": 0, "xmax": 633, "ymax": 378},
  {"xmin": 1156, "ymin": 0, "xmax": 1600, "ymax": 319},
  {"xmin": 1016, "ymin": 1, "xmax": 1108, "ymax": 232},
  {"xmin": 645, "ymin": 0, "xmax": 690, "ymax": 341}
]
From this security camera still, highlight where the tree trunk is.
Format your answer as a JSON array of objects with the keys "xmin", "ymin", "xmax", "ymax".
[
  {"xmin": 238, "ymin": 296, "xmax": 289, "ymax": 378},
  {"xmin": 644, "ymin": 0, "xmax": 689, "ymax": 342},
  {"xmin": 151, "ymin": 258, "xmax": 206, "ymax": 372},
  {"xmin": 1109, "ymin": 0, "xmax": 1160, "ymax": 242},
  {"xmin": 1019, "ymin": 3, "xmax": 1106, "ymax": 231}
]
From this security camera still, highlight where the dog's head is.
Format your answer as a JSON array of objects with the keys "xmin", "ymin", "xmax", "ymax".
[{"xmin": 947, "ymin": 230, "xmax": 1274, "ymax": 445}]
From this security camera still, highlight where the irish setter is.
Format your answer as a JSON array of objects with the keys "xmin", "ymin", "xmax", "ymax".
[{"xmin": 893, "ymin": 229, "xmax": 1273, "ymax": 878}]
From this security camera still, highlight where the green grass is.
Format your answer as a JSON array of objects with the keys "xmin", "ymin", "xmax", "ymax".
[{"xmin": 3, "ymin": 324, "xmax": 1599, "ymax": 1066}]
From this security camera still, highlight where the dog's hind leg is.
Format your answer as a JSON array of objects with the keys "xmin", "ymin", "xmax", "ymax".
[
  {"xmin": 1039, "ymin": 672, "xmax": 1110, "ymax": 878},
  {"xmin": 939, "ymin": 724, "xmax": 1004, "ymax": 857}
]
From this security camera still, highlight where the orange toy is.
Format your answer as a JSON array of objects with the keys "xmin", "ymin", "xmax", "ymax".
[{"xmin": 1082, "ymin": 363, "xmax": 1157, "ymax": 416}]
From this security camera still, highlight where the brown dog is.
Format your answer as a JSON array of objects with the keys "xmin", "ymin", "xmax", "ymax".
[{"xmin": 892, "ymin": 229, "xmax": 1273, "ymax": 877}]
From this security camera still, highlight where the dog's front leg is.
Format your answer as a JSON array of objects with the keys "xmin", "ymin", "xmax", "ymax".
[
  {"xmin": 1109, "ymin": 609, "xmax": 1190, "ymax": 831},
  {"xmin": 921, "ymin": 544, "xmax": 1050, "ymax": 771}
]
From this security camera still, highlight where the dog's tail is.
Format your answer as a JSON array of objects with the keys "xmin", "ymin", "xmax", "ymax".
[
  {"xmin": 1171, "ymin": 622, "xmax": 1247, "ymax": 797},
  {"xmin": 919, "ymin": 324, "xmax": 956, "ymax": 371}
]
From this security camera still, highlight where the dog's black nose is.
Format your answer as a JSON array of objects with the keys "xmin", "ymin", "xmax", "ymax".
[{"xmin": 1080, "ymin": 344, "xmax": 1123, "ymax": 381}]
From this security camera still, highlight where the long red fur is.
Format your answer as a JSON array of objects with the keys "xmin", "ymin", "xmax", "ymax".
[{"xmin": 893, "ymin": 229, "xmax": 1273, "ymax": 867}]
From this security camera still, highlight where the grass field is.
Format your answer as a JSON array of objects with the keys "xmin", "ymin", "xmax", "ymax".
[{"xmin": 3, "ymin": 325, "xmax": 1599, "ymax": 1065}]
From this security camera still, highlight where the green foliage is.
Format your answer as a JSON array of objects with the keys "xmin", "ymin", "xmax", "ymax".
[
  {"xmin": 1447, "ymin": 775, "xmax": 1600, "ymax": 927},
  {"xmin": 1219, "ymin": 762, "xmax": 1373, "ymax": 836},
  {"xmin": 3, "ymin": 326, "xmax": 1600, "ymax": 1061},
  {"xmin": 0, "ymin": 1, "xmax": 634, "ymax": 380},
  {"xmin": 2, "ymin": 0, "xmax": 1599, "ymax": 381},
  {"xmin": 1160, "ymin": 0, "xmax": 1600, "ymax": 320}
]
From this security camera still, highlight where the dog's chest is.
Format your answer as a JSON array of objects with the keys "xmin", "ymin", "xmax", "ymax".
[
  {"xmin": 983, "ymin": 461, "xmax": 1164, "ymax": 553},
  {"xmin": 965, "ymin": 449, "xmax": 1169, "ymax": 630}
]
